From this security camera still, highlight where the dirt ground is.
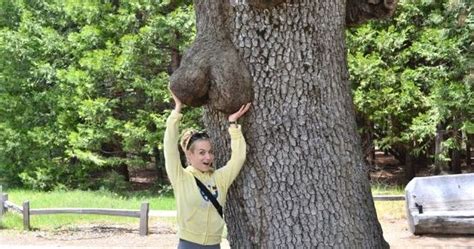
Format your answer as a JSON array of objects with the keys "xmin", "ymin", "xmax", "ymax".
[{"xmin": 1, "ymin": 218, "xmax": 474, "ymax": 248}]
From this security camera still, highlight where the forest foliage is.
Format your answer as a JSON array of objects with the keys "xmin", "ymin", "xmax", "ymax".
[
  {"xmin": 0, "ymin": 0, "xmax": 472, "ymax": 190},
  {"xmin": 0, "ymin": 0, "xmax": 199, "ymax": 190},
  {"xmin": 347, "ymin": 0, "xmax": 472, "ymax": 177}
]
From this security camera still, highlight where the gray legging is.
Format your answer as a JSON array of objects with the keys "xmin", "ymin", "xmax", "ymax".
[{"xmin": 177, "ymin": 239, "xmax": 221, "ymax": 249}]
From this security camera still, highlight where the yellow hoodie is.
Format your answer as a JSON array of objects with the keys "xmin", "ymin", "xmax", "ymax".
[{"xmin": 164, "ymin": 110, "xmax": 247, "ymax": 245}]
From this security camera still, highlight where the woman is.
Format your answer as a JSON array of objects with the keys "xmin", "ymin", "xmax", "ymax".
[{"xmin": 164, "ymin": 91, "xmax": 251, "ymax": 249}]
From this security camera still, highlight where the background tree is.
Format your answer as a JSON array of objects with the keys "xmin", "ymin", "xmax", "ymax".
[
  {"xmin": 0, "ymin": 0, "xmax": 198, "ymax": 190},
  {"xmin": 347, "ymin": 0, "xmax": 473, "ymax": 182},
  {"xmin": 170, "ymin": 0, "xmax": 397, "ymax": 247}
]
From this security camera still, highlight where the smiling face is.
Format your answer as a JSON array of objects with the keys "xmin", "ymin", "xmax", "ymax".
[{"xmin": 186, "ymin": 140, "xmax": 215, "ymax": 172}]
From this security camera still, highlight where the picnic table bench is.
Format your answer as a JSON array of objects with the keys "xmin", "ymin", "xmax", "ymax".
[{"xmin": 405, "ymin": 173, "xmax": 474, "ymax": 235}]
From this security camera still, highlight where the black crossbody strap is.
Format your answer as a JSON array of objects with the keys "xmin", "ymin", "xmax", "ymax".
[{"xmin": 194, "ymin": 177, "xmax": 223, "ymax": 218}]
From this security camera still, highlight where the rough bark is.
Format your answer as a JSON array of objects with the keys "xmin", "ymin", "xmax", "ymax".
[
  {"xmin": 434, "ymin": 125, "xmax": 448, "ymax": 175},
  {"xmin": 356, "ymin": 112, "xmax": 376, "ymax": 169},
  {"xmin": 451, "ymin": 148, "xmax": 462, "ymax": 174},
  {"xmin": 467, "ymin": 134, "xmax": 473, "ymax": 168},
  {"xmin": 169, "ymin": 0, "xmax": 253, "ymax": 114},
  {"xmin": 169, "ymin": 31, "xmax": 182, "ymax": 74},
  {"xmin": 198, "ymin": 1, "xmax": 391, "ymax": 248},
  {"xmin": 451, "ymin": 129, "xmax": 462, "ymax": 174},
  {"xmin": 243, "ymin": 0, "xmax": 399, "ymax": 23},
  {"xmin": 170, "ymin": 0, "xmax": 397, "ymax": 113},
  {"xmin": 247, "ymin": 0, "xmax": 286, "ymax": 9},
  {"xmin": 404, "ymin": 150, "xmax": 415, "ymax": 184}
]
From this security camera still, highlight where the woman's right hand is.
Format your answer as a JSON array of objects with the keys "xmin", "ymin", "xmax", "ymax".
[
  {"xmin": 170, "ymin": 90, "xmax": 182, "ymax": 113},
  {"xmin": 229, "ymin": 103, "xmax": 251, "ymax": 123}
]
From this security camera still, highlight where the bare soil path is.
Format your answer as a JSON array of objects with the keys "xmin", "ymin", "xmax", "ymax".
[
  {"xmin": 2, "ymin": 219, "xmax": 474, "ymax": 248},
  {"xmin": 382, "ymin": 218, "xmax": 474, "ymax": 249}
]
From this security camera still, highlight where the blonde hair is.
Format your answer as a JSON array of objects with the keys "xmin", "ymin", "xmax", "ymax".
[
  {"xmin": 180, "ymin": 129, "xmax": 214, "ymax": 171},
  {"xmin": 180, "ymin": 129, "xmax": 211, "ymax": 152},
  {"xmin": 180, "ymin": 129, "xmax": 195, "ymax": 151}
]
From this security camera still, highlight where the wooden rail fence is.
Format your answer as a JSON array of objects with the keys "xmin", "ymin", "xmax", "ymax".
[
  {"xmin": 0, "ymin": 193, "xmax": 151, "ymax": 236},
  {"xmin": 1, "ymin": 193, "xmax": 404, "ymax": 235}
]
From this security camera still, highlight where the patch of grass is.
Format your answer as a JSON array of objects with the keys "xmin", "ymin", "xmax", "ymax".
[
  {"xmin": 374, "ymin": 201, "xmax": 406, "ymax": 220},
  {"xmin": 1, "ymin": 189, "xmax": 176, "ymax": 230},
  {"xmin": 1, "ymin": 212, "xmax": 23, "ymax": 230},
  {"xmin": 371, "ymin": 183, "xmax": 406, "ymax": 220},
  {"xmin": 371, "ymin": 182, "xmax": 405, "ymax": 195}
]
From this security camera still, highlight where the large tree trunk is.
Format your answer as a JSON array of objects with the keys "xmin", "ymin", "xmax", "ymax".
[
  {"xmin": 451, "ymin": 129, "xmax": 462, "ymax": 174},
  {"xmin": 356, "ymin": 112, "xmax": 376, "ymax": 170},
  {"xmin": 434, "ymin": 124, "xmax": 448, "ymax": 174},
  {"xmin": 467, "ymin": 134, "xmax": 473, "ymax": 168},
  {"xmin": 404, "ymin": 150, "xmax": 416, "ymax": 184},
  {"xmin": 200, "ymin": 1, "xmax": 388, "ymax": 248}
]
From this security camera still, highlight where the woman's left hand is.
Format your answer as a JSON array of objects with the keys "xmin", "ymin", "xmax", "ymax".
[
  {"xmin": 229, "ymin": 103, "xmax": 251, "ymax": 122},
  {"xmin": 169, "ymin": 89, "xmax": 183, "ymax": 113}
]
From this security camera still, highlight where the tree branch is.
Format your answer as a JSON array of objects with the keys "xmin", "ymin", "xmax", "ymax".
[{"xmin": 346, "ymin": 0, "xmax": 398, "ymax": 27}]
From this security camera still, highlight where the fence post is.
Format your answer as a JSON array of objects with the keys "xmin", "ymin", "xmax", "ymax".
[
  {"xmin": 0, "ymin": 193, "xmax": 8, "ymax": 218},
  {"xmin": 139, "ymin": 202, "xmax": 149, "ymax": 236},
  {"xmin": 23, "ymin": 201, "xmax": 30, "ymax": 231}
]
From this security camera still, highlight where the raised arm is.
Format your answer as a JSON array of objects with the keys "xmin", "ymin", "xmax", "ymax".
[
  {"xmin": 163, "ymin": 91, "xmax": 184, "ymax": 186},
  {"xmin": 216, "ymin": 103, "xmax": 251, "ymax": 187}
]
